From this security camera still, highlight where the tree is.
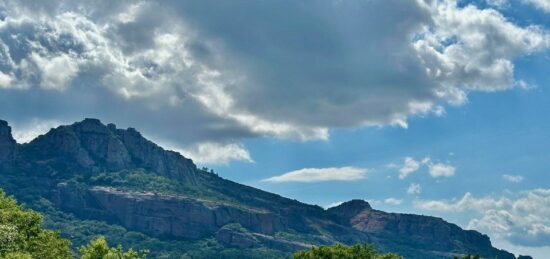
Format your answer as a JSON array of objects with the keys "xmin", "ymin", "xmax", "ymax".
[
  {"xmin": 293, "ymin": 243, "xmax": 402, "ymax": 259},
  {"xmin": 79, "ymin": 236, "xmax": 148, "ymax": 259},
  {"xmin": 0, "ymin": 189, "xmax": 72, "ymax": 259}
]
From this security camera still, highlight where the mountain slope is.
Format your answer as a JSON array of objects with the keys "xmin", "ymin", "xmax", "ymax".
[{"xmin": 0, "ymin": 119, "xmax": 519, "ymax": 258}]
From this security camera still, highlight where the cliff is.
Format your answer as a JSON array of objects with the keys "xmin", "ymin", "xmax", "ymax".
[
  {"xmin": 0, "ymin": 120, "xmax": 16, "ymax": 163},
  {"xmin": 328, "ymin": 200, "xmax": 515, "ymax": 259}
]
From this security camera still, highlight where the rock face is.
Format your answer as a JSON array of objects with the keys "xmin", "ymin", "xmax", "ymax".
[
  {"xmin": 21, "ymin": 118, "xmax": 198, "ymax": 184},
  {"xmin": 53, "ymin": 185, "xmax": 286, "ymax": 239},
  {"xmin": 328, "ymin": 199, "xmax": 372, "ymax": 224},
  {"xmin": 328, "ymin": 201, "xmax": 516, "ymax": 259},
  {"xmin": 0, "ymin": 120, "xmax": 16, "ymax": 162}
]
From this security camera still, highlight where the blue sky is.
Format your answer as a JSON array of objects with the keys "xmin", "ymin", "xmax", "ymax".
[{"xmin": 0, "ymin": 0, "xmax": 549, "ymax": 257}]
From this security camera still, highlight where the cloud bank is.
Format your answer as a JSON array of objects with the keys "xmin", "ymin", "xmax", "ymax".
[
  {"xmin": 415, "ymin": 189, "xmax": 550, "ymax": 247},
  {"xmin": 0, "ymin": 0, "xmax": 548, "ymax": 163}
]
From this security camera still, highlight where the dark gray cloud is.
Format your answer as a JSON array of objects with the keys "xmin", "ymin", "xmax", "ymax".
[{"xmin": 0, "ymin": 0, "xmax": 547, "ymax": 163}]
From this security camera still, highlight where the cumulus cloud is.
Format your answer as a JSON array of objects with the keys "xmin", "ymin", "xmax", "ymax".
[
  {"xmin": 326, "ymin": 201, "xmax": 345, "ymax": 209},
  {"xmin": 175, "ymin": 142, "xmax": 253, "ymax": 165},
  {"xmin": 10, "ymin": 119, "xmax": 64, "ymax": 143},
  {"xmin": 427, "ymin": 162, "xmax": 456, "ymax": 178},
  {"xmin": 399, "ymin": 157, "xmax": 422, "ymax": 179},
  {"xmin": 485, "ymin": 0, "xmax": 509, "ymax": 8},
  {"xmin": 524, "ymin": 0, "xmax": 550, "ymax": 12},
  {"xmin": 407, "ymin": 183, "xmax": 422, "ymax": 195},
  {"xmin": 0, "ymin": 0, "xmax": 548, "ymax": 163},
  {"xmin": 415, "ymin": 189, "xmax": 550, "ymax": 246},
  {"xmin": 384, "ymin": 198, "xmax": 403, "ymax": 205},
  {"xmin": 503, "ymin": 174, "xmax": 524, "ymax": 183},
  {"xmin": 262, "ymin": 167, "xmax": 367, "ymax": 183},
  {"xmin": 397, "ymin": 156, "xmax": 455, "ymax": 179}
]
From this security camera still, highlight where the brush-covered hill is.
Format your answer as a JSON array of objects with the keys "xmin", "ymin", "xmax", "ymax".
[{"xmin": 0, "ymin": 119, "xmax": 519, "ymax": 259}]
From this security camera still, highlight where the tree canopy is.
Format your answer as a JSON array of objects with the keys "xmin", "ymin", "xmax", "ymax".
[
  {"xmin": 293, "ymin": 243, "xmax": 402, "ymax": 259},
  {"xmin": 0, "ymin": 189, "xmax": 72, "ymax": 259},
  {"xmin": 79, "ymin": 236, "xmax": 148, "ymax": 259},
  {"xmin": 0, "ymin": 189, "xmax": 147, "ymax": 259}
]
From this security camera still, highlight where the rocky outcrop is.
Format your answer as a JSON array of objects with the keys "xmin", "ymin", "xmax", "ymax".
[
  {"xmin": 0, "ymin": 120, "xmax": 16, "ymax": 163},
  {"xmin": 113, "ymin": 126, "xmax": 197, "ymax": 184},
  {"xmin": 215, "ymin": 225, "xmax": 312, "ymax": 252},
  {"xmin": 53, "ymin": 185, "xmax": 286, "ymax": 239},
  {"xmin": 327, "ymin": 199, "xmax": 372, "ymax": 224},
  {"xmin": 21, "ymin": 118, "xmax": 198, "ymax": 184},
  {"xmin": 328, "ymin": 201, "xmax": 516, "ymax": 259},
  {"xmin": 215, "ymin": 225, "xmax": 261, "ymax": 249}
]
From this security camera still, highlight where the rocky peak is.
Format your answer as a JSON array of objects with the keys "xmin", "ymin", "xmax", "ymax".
[
  {"xmin": 0, "ymin": 120, "xmax": 16, "ymax": 162},
  {"xmin": 327, "ymin": 199, "xmax": 372, "ymax": 223},
  {"xmin": 72, "ymin": 118, "xmax": 112, "ymax": 134},
  {"xmin": 21, "ymin": 118, "xmax": 198, "ymax": 184}
]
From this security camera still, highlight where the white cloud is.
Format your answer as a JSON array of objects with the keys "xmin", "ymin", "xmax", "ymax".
[
  {"xmin": 523, "ymin": 0, "xmax": 550, "ymax": 12},
  {"xmin": 31, "ymin": 52, "xmax": 80, "ymax": 91},
  {"xmin": 415, "ymin": 1, "xmax": 549, "ymax": 97},
  {"xmin": 399, "ymin": 157, "xmax": 421, "ymax": 179},
  {"xmin": 384, "ymin": 198, "xmax": 403, "ymax": 205},
  {"xmin": 427, "ymin": 162, "xmax": 456, "ymax": 178},
  {"xmin": 0, "ymin": 71, "xmax": 13, "ymax": 88},
  {"xmin": 407, "ymin": 183, "xmax": 422, "ymax": 195},
  {"xmin": 415, "ymin": 189, "xmax": 550, "ymax": 246},
  {"xmin": 175, "ymin": 142, "xmax": 253, "ymax": 165},
  {"xmin": 262, "ymin": 167, "xmax": 367, "ymax": 183},
  {"xmin": 503, "ymin": 174, "xmax": 524, "ymax": 183},
  {"xmin": 326, "ymin": 201, "xmax": 344, "ymax": 209},
  {"xmin": 397, "ymin": 156, "xmax": 455, "ymax": 179},
  {"xmin": 11, "ymin": 119, "xmax": 64, "ymax": 143},
  {"xmin": 485, "ymin": 0, "xmax": 509, "ymax": 8}
]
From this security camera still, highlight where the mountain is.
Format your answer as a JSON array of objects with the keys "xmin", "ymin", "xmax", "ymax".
[{"xmin": 0, "ymin": 118, "xmax": 520, "ymax": 258}]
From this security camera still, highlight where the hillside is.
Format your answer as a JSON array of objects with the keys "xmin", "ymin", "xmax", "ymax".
[{"xmin": 0, "ymin": 119, "xmax": 519, "ymax": 258}]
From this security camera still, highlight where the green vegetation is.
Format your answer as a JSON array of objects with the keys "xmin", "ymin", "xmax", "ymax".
[
  {"xmin": 85, "ymin": 169, "xmax": 267, "ymax": 212},
  {"xmin": 293, "ymin": 244, "xmax": 402, "ymax": 259},
  {"xmin": 86, "ymin": 169, "xmax": 232, "ymax": 203},
  {"xmin": 0, "ymin": 189, "xmax": 71, "ymax": 259},
  {"xmin": 0, "ymin": 188, "xmax": 152, "ymax": 259},
  {"xmin": 88, "ymin": 169, "xmax": 187, "ymax": 195},
  {"xmin": 79, "ymin": 236, "xmax": 147, "ymax": 259}
]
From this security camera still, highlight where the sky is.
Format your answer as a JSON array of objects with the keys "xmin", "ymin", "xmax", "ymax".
[{"xmin": 0, "ymin": 0, "xmax": 549, "ymax": 257}]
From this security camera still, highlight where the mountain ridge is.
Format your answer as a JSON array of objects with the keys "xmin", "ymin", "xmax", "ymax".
[{"xmin": 0, "ymin": 118, "xmax": 521, "ymax": 258}]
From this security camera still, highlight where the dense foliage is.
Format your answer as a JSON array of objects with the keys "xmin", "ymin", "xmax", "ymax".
[
  {"xmin": 0, "ymin": 189, "xmax": 72, "ymax": 259},
  {"xmin": 79, "ymin": 237, "xmax": 148, "ymax": 259},
  {"xmin": 293, "ymin": 244, "xmax": 402, "ymax": 259},
  {"xmin": 0, "ymin": 188, "xmax": 156, "ymax": 259}
]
